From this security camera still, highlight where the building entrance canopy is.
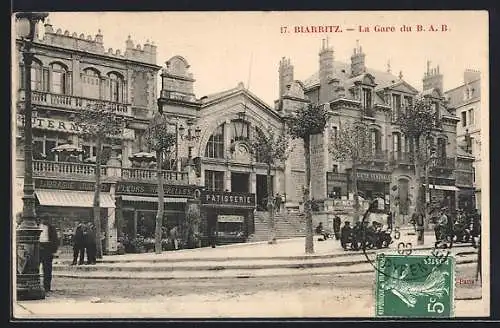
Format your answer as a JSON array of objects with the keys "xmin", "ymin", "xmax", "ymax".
[{"xmin": 35, "ymin": 189, "xmax": 115, "ymax": 208}]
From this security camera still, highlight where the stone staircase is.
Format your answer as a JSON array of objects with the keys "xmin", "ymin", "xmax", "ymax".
[{"xmin": 248, "ymin": 211, "xmax": 306, "ymax": 242}]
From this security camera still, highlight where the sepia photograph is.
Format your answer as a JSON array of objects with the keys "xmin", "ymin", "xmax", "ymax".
[{"xmin": 11, "ymin": 10, "xmax": 489, "ymax": 319}]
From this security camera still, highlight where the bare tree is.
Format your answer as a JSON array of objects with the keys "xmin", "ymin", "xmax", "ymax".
[
  {"xmin": 284, "ymin": 104, "xmax": 328, "ymax": 254},
  {"xmin": 144, "ymin": 112, "xmax": 177, "ymax": 254},
  {"xmin": 251, "ymin": 126, "xmax": 291, "ymax": 244},
  {"xmin": 74, "ymin": 104, "xmax": 124, "ymax": 258},
  {"xmin": 328, "ymin": 122, "xmax": 373, "ymax": 223},
  {"xmin": 396, "ymin": 98, "xmax": 437, "ymax": 244}
]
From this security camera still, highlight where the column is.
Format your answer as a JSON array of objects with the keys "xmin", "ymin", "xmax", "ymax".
[
  {"xmin": 250, "ymin": 172, "xmax": 257, "ymax": 194},
  {"xmin": 106, "ymin": 208, "xmax": 117, "ymax": 253},
  {"xmin": 224, "ymin": 170, "xmax": 231, "ymax": 192},
  {"xmin": 71, "ymin": 55, "xmax": 81, "ymax": 97},
  {"xmin": 224, "ymin": 119, "xmax": 231, "ymax": 159},
  {"xmin": 133, "ymin": 210, "xmax": 138, "ymax": 237}
]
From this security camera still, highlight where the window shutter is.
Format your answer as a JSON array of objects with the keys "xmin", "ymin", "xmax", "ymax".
[
  {"xmin": 65, "ymin": 72, "xmax": 72, "ymax": 95},
  {"xmin": 43, "ymin": 68, "xmax": 49, "ymax": 92},
  {"xmin": 19, "ymin": 64, "xmax": 25, "ymax": 89}
]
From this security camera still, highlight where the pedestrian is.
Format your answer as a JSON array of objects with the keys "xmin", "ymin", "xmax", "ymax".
[
  {"xmin": 340, "ymin": 221, "xmax": 352, "ymax": 251},
  {"xmin": 210, "ymin": 226, "xmax": 217, "ymax": 248},
  {"xmin": 386, "ymin": 212, "xmax": 393, "ymax": 231},
  {"xmin": 434, "ymin": 208, "xmax": 449, "ymax": 242},
  {"xmin": 333, "ymin": 215, "xmax": 341, "ymax": 240},
  {"xmin": 274, "ymin": 193, "xmax": 283, "ymax": 213},
  {"xmin": 71, "ymin": 222, "xmax": 85, "ymax": 265},
  {"xmin": 38, "ymin": 213, "xmax": 59, "ymax": 293},
  {"xmin": 85, "ymin": 223, "xmax": 97, "ymax": 265},
  {"xmin": 170, "ymin": 225, "xmax": 179, "ymax": 250}
]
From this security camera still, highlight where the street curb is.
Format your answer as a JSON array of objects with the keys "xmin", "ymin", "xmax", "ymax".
[
  {"xmin": 54, "ymin": 243, "xmax": 472, "ymax": 265},
  {"xmin": 52, "ymin": 259, "xmax": 477, "ymax": 280}
]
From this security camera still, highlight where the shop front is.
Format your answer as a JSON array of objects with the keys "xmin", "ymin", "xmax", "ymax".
[
  {"xmin": 33, "ymin": 178, "xmax": 116, "ymax": 254},
  {"xmin": 346, "ymin": 169, "xmax": 391, "ymax": 211},
  {"xmin": 200, "ymin": 190, "xmax": 256, "ymax": 246},
  {"xmin": 115, "ymin": 181, "xmax": 197, "ymax": 240}
]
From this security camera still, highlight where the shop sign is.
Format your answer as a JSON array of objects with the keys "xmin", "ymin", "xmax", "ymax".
[
  {"xmin": 17, "ymin": 114, "xmax": 135, "ymax": 140},
  {"xmin": 201, "ymin": 191, "xmax": 256, "ymax": 206},
  {"xmin": 217, "ymin": 215, "xmax": 245, "ymax": 223},
  {"xmin": 35, "ymin": 178, "xmax": 111, "ymax": 192},
  {"xmin": 349, "ymin": 170, "xmax": 391, "ymax": 183},
  {"xmin": 116, "ymin": 181, "xmax": 196, "ymax": 198}
]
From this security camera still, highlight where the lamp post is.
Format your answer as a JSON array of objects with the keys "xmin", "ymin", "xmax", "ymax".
[
  {"xmin": 418, "ymin": 143, "xmax": 437, "ymax": 245},
  {"xmin": 16, "ymin": 12, "xmax": 49, "ymax": 301}
]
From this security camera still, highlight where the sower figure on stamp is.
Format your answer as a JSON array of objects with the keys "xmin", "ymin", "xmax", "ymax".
[
  {"xmin": 71, "ymin": 222, "xmax": 85, "ymax": 265},
  {"xmin": 38, "ymin": 213, "xmax": 59, "ymax": 292}
]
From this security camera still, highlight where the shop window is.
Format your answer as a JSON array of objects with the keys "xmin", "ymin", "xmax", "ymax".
[
  {"xmin": 205, "ymin": 170, "xmax": 224, "ymax": 191},
  {"xmin": 205, "ymin": 124, "xmax": 225, "ymax": 158}
]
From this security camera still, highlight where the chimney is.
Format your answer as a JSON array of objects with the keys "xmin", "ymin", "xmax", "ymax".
[
  {"xmin": 350, "ymin": 40, "xmax": 366, "ymax": 77},
  {"xmin": 319, "ymin": 37, "xmax": 334, "ymax": 104},
  {"xmin": 278, "ymin": 57, "xmax": 294, "ymax": 98},
  {"xmin": 464, "ymin": 69, "xmax": 480, "ymax": 84},
  {"xmin": 422, "ymin": 61, "xmax": 444, "ymax": 93}
]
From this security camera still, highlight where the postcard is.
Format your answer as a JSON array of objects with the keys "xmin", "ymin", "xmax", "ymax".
[{"xmin": 12, "ymin": 10, "xmax": 489, "ymax": 319}]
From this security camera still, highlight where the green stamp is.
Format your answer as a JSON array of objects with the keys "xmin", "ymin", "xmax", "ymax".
[{"xmin": 375, "ymin": 254, "xmax": 455, "ymax": 318}]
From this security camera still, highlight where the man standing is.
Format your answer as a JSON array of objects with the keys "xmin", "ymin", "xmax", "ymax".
[
  {"xmin": 333, "ymin": 215, "xmax": 341, "ymax": 240},
  {"xmin": 38, "ymin": 213, "xmax": 59, "ymax": 293},
  {"xmin": 71, "ymin": 222, "xmax": 85, "ymax": 265},
  {"xmin": 85, "ymin": 223, "xmax": 97, "ymax": 265},
  {"xmin": 274, "ymin": 193, "xmax": 282, "ymax": 213},
  {"xmin": 435, "ymin": 208, "xmax": 449, "ymax": 242},
  {"xmin": 340, "ymin": 221, "xmax": 352, "ymax": 251}
]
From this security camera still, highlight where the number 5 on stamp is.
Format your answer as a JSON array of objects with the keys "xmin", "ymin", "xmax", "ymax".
[{"xmin": 375, "ymin": 254, "xmax": 455, "ymax": 318}]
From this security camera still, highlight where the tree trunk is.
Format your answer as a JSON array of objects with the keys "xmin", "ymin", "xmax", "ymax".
[
  {"xmin": 413, "ymin": 136, "xmax": 425, "ymax": 244},
  {"xmin": 267, "ymin": 163, "xmax": 276, "ymax": 244},
  {"xmin": 93, "ymin": 137, "xmax": 103, "ymax": 259},
  {"xmin": 155, "ymin": 149, "xmax": 164, "ymax": 254},
  {"xmin": 304, "ymin": 136, "xmax": 314, "ymax": 254},
  {"xmin": 352, "ymin": 160, "xmax": 360, "ymax": 223}
]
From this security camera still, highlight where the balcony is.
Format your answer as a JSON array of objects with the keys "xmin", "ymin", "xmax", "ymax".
[
  {"xmin": 121, "ymin": 167, "xmax": 188, "ymax": 184},
  {"xmin": 390, "ymin": 151, "xmax": 414, "ymax": 166},
  {"xmin": 21, "ymin": 90, "xmax": 132, "ymax": 117},
  {"xmin": 431, "ymin": 157, "xmax": 456, "ymax": 171},
  {"xmin": 31, "ymin": 160, "xmax": 188, "ymax": 184}
]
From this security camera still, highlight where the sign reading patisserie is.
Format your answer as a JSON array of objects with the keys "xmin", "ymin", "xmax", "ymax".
[{"xmin": 201, "ymin": 191, "xmax": 256, "ymax": 206}]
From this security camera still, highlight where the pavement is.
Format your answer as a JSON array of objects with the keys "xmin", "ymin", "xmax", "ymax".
[
  {"xmin": 13, "ymin": 278, "xmax": 486, "ymax": 318},
  {"xmin": 49, "ymin": 230, "xmax": 478, "ymax": 280}
]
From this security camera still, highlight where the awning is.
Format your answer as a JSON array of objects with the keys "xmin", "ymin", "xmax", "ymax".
[
  {"xmin": 202, "ymin": 203, "xmax": 255, "ymax": 210},
  {"xmin": 428, "ymin": 184, "xmax": 460, "ymax": 191},
  {"xmin": 35, "ymin": 189, "xmax": 116, "ymax": 208},
  {"xmin": 120, "ymin": 195, "xmax": 187, "ymax": 203}
]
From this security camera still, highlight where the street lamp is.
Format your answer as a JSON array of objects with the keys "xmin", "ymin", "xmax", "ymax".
[
  {"xmin": 16, "ymin": 12, "xmax": 49, "ymax": 301},
  {"xmin": 417, "ymin": 143, "xmax": 437, "ymax": 245}
]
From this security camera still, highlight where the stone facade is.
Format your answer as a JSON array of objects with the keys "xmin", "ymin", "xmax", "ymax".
[{"xmin": 445, "ymin": 69, "xmax": 481, "ymax": 211}]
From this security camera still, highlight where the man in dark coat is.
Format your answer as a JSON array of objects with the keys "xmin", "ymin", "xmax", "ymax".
[
  {"xmin": 340, "ymin": 221, "xmax": 352, "ymax": 250},
  {"xmin": 85, "ymin": 223, "xmax": 97, "ymax": 265},
  {"xmin": 38, "ymin": 213, "xmax": 59, "ymax": 292},
  {"xmin": 72, "ymin": 222, "xmax": 85, "ymax": 265},
  {"xmin": 333, "ymin": 215, "xmax": 341, "ymax": 240}
]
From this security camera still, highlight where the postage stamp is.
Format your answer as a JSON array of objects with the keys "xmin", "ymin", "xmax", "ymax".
[{"xmin": 375, "ymin": 254, "xmax": 455, "ymax": 318}]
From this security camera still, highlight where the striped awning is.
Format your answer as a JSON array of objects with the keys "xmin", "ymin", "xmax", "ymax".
[
  {"xmin": 35, "ymin": 189, "xmax": 116, "ymax": 208},
  {"xmin": 120, "ymin": 195, "xmax": 187, "ymax": 203}
]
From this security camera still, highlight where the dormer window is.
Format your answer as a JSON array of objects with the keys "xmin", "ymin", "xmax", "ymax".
[
  {"xmin": 362, "ymin": 88, "xmax": 372, "ymax": 109},
  {"xmin": 391, "ymin": 94, "xmax": 401, "ymax": 121}
]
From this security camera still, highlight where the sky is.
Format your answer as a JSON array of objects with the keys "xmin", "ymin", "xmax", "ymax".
[{"xmin": 33, "ymin": 11, "xmax": 488, "ymax": 107}]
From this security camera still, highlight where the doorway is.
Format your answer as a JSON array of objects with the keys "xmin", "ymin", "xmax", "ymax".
[
  {"xmin": 256, "ymin": 174, "xmax": 273, "ymax": 211},
  {"xmin": 231, "ymin": 172, "xmax": 249, "ymax": 193}
]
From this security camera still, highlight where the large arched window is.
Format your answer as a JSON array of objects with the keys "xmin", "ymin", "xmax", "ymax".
[
  {"xmin": 108, "ymin": 72, "xmax": 125, "ymax": 103},
  {"xmin": 50, "ymin": 62, "xmax": 69, "ymax": 95},
  {"xmin": 82, "ymin": 68, "xmax": 101, "ymax": 99},
  {"xmin": 205, "ymin": 124, "xmax": 225, "ymax": 158}
]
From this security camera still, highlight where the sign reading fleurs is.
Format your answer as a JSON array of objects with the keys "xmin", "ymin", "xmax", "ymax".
[
  {"xmin": 201, "ymin": 191, "xmax": 256, "ymax": 206},
  {"xmin": 116, "ymin": 182, "xmax": 196, "ymax": 198}
]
